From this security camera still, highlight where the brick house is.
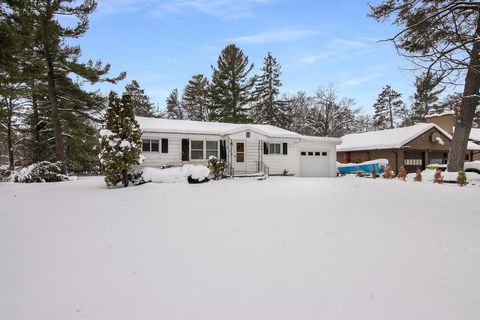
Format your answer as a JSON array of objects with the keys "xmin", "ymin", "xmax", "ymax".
[{"xmin": 337, "ymin": 112, "xmax": 480, "ymax": 173}]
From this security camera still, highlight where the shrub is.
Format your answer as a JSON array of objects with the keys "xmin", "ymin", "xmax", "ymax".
[
  {"xmin": 397, "ymin": 166, "xmax": 407, "ymax": 181},
  {"xmin": 9, "ymin": 161, "xmax": 69, "ymax": 183},
  {"xmin": 383, "ymin": 164, "xmax": 394, "ymax": 179},
  {"xmin": 414, "ymin": 168, "xmax": 422, "ymax": 182},
  {"xmin": 433, "ymin": 168, "xmax": 443, "ymax": 184},
  {"xmin": 457, "ymin": 170, "xmax": 467, "ymax": 186},
  {"xmin": 207, "ymin": 156, "xmax": 228, "ymax": 180},
  {"xmin": 371, "ymin": 165, "xmax": 377, "ymax": 179}
]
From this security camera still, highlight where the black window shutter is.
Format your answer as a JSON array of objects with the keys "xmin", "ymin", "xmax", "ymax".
[
  {"xmin": 181, "ymin": 139, "xmax": 189, "ymax": 161},
  {"xmin": 161, "ymin": 139, "xmax": 168, "ymax": 153},
  {"xmin": 283, "ymin": 142, "xmax": 288, "ymax": 155},
  {"xmin": 263, "ymin": 142, "xmax": 269, "ymax": 155},
  {"xmin": 220, "ymin": 140, "xmax": 227, "ymax": 160}
]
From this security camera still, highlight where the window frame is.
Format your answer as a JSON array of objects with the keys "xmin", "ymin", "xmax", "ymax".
[
  {"xmin": 142, "ymin": 139, "xmax": 160, "ymax": 152},
  {"xmin": 189, "ymin": 139, "xmax": 220, "ymax": 160},
  {"xmin": 205, "ymin": 140, "xmax": 219, "ymax": 159},
  {"xmin": 190, "ymin": 140, "xmax": 204, "ymax": 160},
  {"xmin": 268, "ymin": 143, "xmax": 282, "ymax": 155}
]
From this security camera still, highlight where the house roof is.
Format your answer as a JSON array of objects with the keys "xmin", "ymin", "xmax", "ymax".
[
  {"xmin": 469, "ymin": 128, "xmax": 480, "ymax": 143},
  {"xmin": 338, "ymin": 123, "xmax": 480, "ymax": 152},
  {"xmin": 136, "ymin": 116, "xmax": 302, "ymax": 138}
]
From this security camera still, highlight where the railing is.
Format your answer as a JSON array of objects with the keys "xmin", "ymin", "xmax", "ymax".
[
  {"xmin": 256, "ymin": 161, "xmax": 270, "ymax": 179},
  {"xmin": 225, "ymin": 163, "xmax": 234, "ymax": 179}
]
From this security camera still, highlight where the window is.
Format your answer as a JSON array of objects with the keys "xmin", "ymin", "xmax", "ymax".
[
  {"xmin": 161, "ymin": 139, "xmax": 168, "ymax": 153},
  {"xmin": 151, "ymin": 140, "xmax": 159, "ymax": 152},
  {"xmin": 322, "ymin": 152, "xmax": 327, "ymax": 156},
  {"xmin": 142, "ymin": 139, "xmax": 159, "ymax": 152},
  {"xmin": 191, "ymin": 140, "xmax": 204, "ymax": 160},
  {"xmin": 206, "ymin": 141, "xmax": 218, "ymax": 158},
  {"xmin": 315, "ymin": 152, "xmax": 320, "ymax": 156},
  {"xmin": 269, "ymin": 143, "xmax": 281, "ymax": 154},
  {"xmin": 246, "ymin": 131, "xmax": 251, "ymax": 138},
  {"xmin": 308, "ymin": 152, "xmax": 313, "ymax": 156},
  {"xmin": 301, "ymin": 152, "xmax": 306, "ymax": 156}
]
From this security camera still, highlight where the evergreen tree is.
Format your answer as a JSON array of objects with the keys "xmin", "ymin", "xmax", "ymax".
[
  {"xmin": 125, "ymin": 80, "xmax": 157, "ymax": 117},
  {"xmin": 411, "ymin": 72, "xmax": 445, "ymax": 122},
  {"xmin": 209, "ymin": 44, "xmax": 256, "ymax": 123},
  {"xmin": 99, "ymin": 92, "xmax": 143, "ymax": 188},
  {"xmin": 182, "ymin": 74, "xmax": 210, "ymax": 121},
  {"xmin": 165, "ymin": 88, "xmax": 184, "ymax": 119},
  {"xmin": 19, "ymin": 0, "xmax": 125, "ymax": 172},
  {"xmin": 251, "ymin": 52, "xmax": 284, "ymax": 126},
  {"xmin": 373, "ymin": 85, "xmax": 404, "ymax": 130}
]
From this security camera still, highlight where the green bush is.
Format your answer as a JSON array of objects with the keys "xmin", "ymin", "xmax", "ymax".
[{"xmin": 207, "ymin": 156, "xmax": 228, "ymax": 180}]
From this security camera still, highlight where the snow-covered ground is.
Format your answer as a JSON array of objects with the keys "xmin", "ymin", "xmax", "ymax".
[{"xmin": 1, "ymin": 176, "xmax": 479, "ymax": 319}]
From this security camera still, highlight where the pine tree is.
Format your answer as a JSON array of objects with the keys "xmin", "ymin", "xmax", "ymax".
[
  {"xmin": 397, "ymin": 166, "xmax": 407, "ymax": 181},
  {"xmin": 99, "ymin": 92, "xmax": 143, "ymax": 188},
  {"xmin": 433, "ymin": 168, "xmax": 443, "ymax": 184},
  {"xmin": 209, "ymin": 44, "xmax": 256, "ymax": 123},
  {"xmin": 165, "ymin": 88, "xmax": 184, "ymax": 120},
  {"xmin": 414, "ymin": 168, "xmax": 422, "ymax": 182},
  {"xmin": 411, "ymin": 72, "xmax": 445, "ymax": 123},
  {"xmin": 251, "ymin": 52, "xmax": 284, "ymax": 126},
  {"xmin": 373, "ymin": 85, "xmax": 404, "ymax": 130},
  {"xmin": 125, "ymin": 80, "xmax": 157, "ymax": 117},
  {"xmin": 182, "ymin": 74, "xmax": 210, "ymax": 121},
  {"xmin": 457, "ymin": 170, "xmax": 467, "ymax": 186},
  {"xmin": 21, "ymin": 0, "xmax": 125, "ymax": 172}
]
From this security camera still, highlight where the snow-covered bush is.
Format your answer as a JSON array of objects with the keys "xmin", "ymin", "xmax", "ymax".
[
  {"xmin": 457, "ymin": 171, "xmax": 467, "ymax": 186},
  {"xmin": 207, "ymin": 156, "xmax": 228, "ymax": 180},
  {"xmin": 9, "ymin": 161, "xmax": 69, "ymax": 183},
  {"xmin": 142, "ymin": 165, "xmax": 210, "ymax": 184},
  {"xmin": 99, "ymin": 92, "xmax": 144, "ymax": 188}
]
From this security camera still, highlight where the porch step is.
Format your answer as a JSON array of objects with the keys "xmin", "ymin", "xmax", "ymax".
[{"xmin": 233, "ymin": 171, "xmax": 266, "ymax": 178}]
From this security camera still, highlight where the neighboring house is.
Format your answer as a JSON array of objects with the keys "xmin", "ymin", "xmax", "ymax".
[
  {"xmin": 137, "ymin": 117, "xmax": 341, "ymax": 177},
  {"xmin": 337, "ymin": 111, "xmax": 480, "ymax": 173},
  {"xmin": 468, "ymin": 128, "xmax": 480, "ymax": 161}
]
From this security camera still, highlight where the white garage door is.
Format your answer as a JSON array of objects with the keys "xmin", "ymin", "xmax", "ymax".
[{"xmin": 299, "ymin": 150, "xmax": 330, "ymax": 177}]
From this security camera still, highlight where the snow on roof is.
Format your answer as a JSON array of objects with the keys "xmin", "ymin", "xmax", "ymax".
[
  {"xmin": 338, "ymin": 123, "xmax": 480, "ymax": 152},
  {"xmin": 470, "ymin": 128, "xmax": 480, "ymax": 143},
  {"xmin": 424, "ymin": 110, "xmax": 455, "ymax": 118},
  {"xmin": 136, "ymin": 117, "xmax": 302, "ymax": 138}
]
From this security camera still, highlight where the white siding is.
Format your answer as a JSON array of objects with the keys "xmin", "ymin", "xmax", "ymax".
[
  {"xmin": 263, "ymin": 139, "xmax": 300, "ymax": 175},
  {"xmin": 140, "ymin": 132, "xmax": 223, "ymax": 168}
]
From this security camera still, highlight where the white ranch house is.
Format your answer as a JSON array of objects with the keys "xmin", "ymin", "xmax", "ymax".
[{"xmin": 137, "ymin": 117, "xmax": 341, "ymax": 177}]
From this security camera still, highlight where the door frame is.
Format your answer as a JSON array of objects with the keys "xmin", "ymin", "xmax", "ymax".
[{"xmin": 233, "ymin": 140, "xmax": 247, "ymax": 172}]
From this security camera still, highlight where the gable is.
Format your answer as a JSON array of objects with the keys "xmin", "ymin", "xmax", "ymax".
[{"xmin": 402, "ymin": 127, "xmax": 452, "ymax": 150}]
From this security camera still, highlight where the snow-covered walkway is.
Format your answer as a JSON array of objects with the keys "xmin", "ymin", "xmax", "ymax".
[{"xmin": 1, "ymin": 176, "xmax": 479, "ymax": 319}]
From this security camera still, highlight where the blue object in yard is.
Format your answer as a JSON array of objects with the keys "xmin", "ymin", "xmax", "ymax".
[{"xmin": 337, "ymin": 159, "xmax": 388, "ymax": 175}]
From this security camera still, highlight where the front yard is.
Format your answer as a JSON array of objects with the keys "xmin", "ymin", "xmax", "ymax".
[{"xmin": 1, "ymin": 176, "xmax": 479, "ymax": 319}]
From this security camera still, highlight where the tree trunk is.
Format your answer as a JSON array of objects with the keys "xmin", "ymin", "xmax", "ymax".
[
  {"xmin": 447, "ymin": 15, "xmax": 480, "ymax": 172},
  {"xmin": 6, "ymin": 98, "xmax": 14, "ymax": 170},
  {"xmin": 46, "ymin": 55, "xmax": 67, "ymax": 173},
  {"xmin": 122, "ymin": 168, "xmax": 129, "ymax": 187},
  {"xmin": 30, "ymin": 80, "xmax": 41, "ymax": 163}
]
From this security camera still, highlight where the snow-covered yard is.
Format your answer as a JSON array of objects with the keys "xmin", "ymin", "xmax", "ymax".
[{"xmin": 1, "ymin": 176, "xmax": 479, "ymax": 319}]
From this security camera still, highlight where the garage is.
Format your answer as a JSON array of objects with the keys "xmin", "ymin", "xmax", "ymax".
[{"xmin": 299, "ymin": 150, "xmax": 330, "ymax": 177}]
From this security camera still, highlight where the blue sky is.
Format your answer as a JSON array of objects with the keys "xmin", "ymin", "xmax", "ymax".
[{"xmin": 76, "ymin": 0, "xmax": 418, "ymax": 114}]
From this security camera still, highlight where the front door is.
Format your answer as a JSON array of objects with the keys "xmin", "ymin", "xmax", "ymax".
[{"xmin": 234, "ymin": 141, "xmax": 246, "ymax": 172}]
